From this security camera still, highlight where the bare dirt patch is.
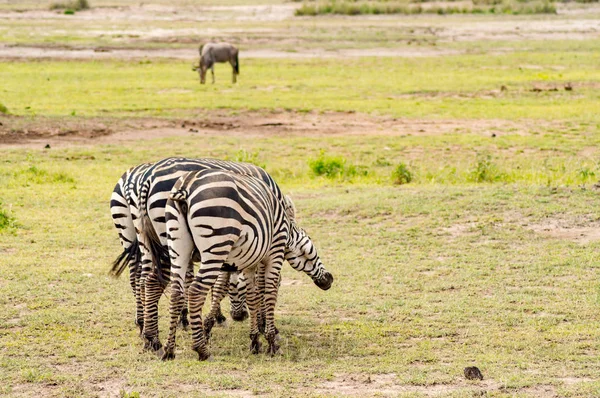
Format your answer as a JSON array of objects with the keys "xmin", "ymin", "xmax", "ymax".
[
  {"xmin": 0, "ymin": 110, "xmax": 559, "ymax": 148},
  {"xmin": 0, "ymin": 43, "xmax": 461, "ymax": 61},
  {"xmin": 528, "ymin": 218, "xmax": 600, "ymax": 244},
  {"xmin": 316, "ymin": 373, "xmax": 502, "ymax": 397}
]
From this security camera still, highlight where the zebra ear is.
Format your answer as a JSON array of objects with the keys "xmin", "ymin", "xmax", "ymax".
[{"xmin": 284, "ymin": 195, "xmax": 296, "ymax": 221}]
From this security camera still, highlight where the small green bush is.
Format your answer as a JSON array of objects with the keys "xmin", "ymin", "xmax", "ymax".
[
  {"xmin": 295, "ymin": 0, "xmax": 557, "ymax": 15},
  {"xmin": 469, "ymin": 154, "xmax": 505, "ymax": 183},
  {"xmin": 309, "ymin": 152, "xmax": 345, "ymax": 178},
  {"xmin": 392, "ymin": 163, "xmax": 413, "ymax": 185},
  {"xmin": 0, "ymin": 201, "xmax": 16, "ymax": 232},
  {"xmin": 0, "ymin": 102, "xmax": 8, "ymax": 114},
  {"xmin": 49, "ymin": 0, "xmax": 90, "ymax": 11},
  {"xmin": 308, "ymin": 152, "xmax": 369, "ymax": 179}
]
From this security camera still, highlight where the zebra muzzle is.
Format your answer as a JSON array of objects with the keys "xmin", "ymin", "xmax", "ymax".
[{"xmin": 313, "ymin": 271, "xmax": 333, "ymax": 291}]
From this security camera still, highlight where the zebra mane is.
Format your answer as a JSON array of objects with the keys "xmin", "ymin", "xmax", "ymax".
[{"xmin": 284, "ymin": 195, "xmax": 296, "ymax": 222}]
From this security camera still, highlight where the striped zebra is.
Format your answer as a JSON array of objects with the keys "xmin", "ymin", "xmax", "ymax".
[
  {"xmin": 137, "ymin": 157, "xmax": 333, "ymax": 354},
  {"xmin": 110, "ymin": 161, "xmax": 245, "ymax": 338},
  {"xmin": 161, "ymin": 169, "xmax": 333, "ymax": 360},
  {"xmin": 109, "ymin": 162, "xmax": 151, "ymax": 333}
]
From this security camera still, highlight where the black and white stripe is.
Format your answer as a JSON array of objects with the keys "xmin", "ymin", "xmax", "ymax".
[
  {"xmin": 109, "ymin": 162, "xmax": 151, "ymax": 332},
  {"xmin": 135, "ymin": 157, "xmax": 285, "ymax": 351},
  {"xmin": 161, "ymin": 169, "xmax": 333, "ymax": 360},
  {"xmin": 136, "ymin": 157, "xmax": 334, "ymax": 353}
]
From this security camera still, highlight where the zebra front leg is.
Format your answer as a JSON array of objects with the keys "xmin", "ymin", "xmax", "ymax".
[
  {"xmin": 142, "ymin": 270, "xmax": 166, "ymax": 353},
  {"xmin": 204, "ymin": 270, "xmax": 230, "ymax": 341},
  {"xmin": 263, "ymin": 256, "xmax": 284, "ymax": 356},
  {"xmin": 243, "ymin": 267, "xmax": 261, "ymax": 354}
]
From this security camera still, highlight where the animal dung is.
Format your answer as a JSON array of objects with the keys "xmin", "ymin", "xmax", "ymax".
[{"xmin": 464, "ymin": 366, "xmax": 484, "ymax": 380}]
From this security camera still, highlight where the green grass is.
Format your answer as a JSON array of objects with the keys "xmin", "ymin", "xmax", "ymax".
[
  {"xmin": 49, "ymin": 0, "xmax": 90, "ymax": 11},
  {"xmin": 1, "ymin": 52, "xmax": 599, "ymax": 122},
  {"xmin": 1, "ymin": 135, "xmax": 600, "ymax": 396},
  {"xmin": 295, "ymin": 0, "xmax": 557, "ymax": 15}
]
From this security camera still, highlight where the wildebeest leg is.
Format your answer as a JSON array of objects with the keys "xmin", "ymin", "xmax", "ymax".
[
  {"xmin": 211, "ymin": 65, "xmax": 215, "ymax": 84},
  {"xmin": 200, "ymin": 64, "xmax": 207, "ymax": 84},
  {"xmin": 230, "ymin": 59, "xmax": 237, "ymax": 83}
]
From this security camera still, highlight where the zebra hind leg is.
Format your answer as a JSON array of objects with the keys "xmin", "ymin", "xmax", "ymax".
[
  {"xmin": 177, "ymin": 265, "xmax": 194, "ymax": 331},
  {"xmin": 244, "ymin": 267, "xmax": 262, "ymax": 354},
  {"xmin": 203, "ymin": 271, "xmax": 230, "ymax": 341},
  {"xmin": 142, "ymin": 271, "xmax": 165, "ymax": 353}
]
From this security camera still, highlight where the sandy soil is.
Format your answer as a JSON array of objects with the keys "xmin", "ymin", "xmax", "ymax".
[
  {"xmin": 0, "ymin": 110, "xmax": 559, "ymax": 149},
  {"xmin": 0, "ymin": 4, "xmax": 598, "ymax": 61},
  {"xmin": 0, "ymin": 44, "xmax": 462, "ymax": 60}
]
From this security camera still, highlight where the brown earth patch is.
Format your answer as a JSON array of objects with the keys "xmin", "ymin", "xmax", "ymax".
[
  {"xmin": 0, "ymin": 110, "xmax": 562, "ymax": 149},
  {"xmin": 528, "ymin": 218, "xmax": 600, "ymax": 244},
  {"xmin": 0, "ymin": 43, "xmax": 461, "ymax": 61},
  {"xmin": 316, "ymin": 373, "xmax": 503, "ymax": 397}
]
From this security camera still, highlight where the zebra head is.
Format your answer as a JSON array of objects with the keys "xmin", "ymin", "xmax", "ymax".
[
  {"xmin": 228, "ymin": 272, "xmax": 249, "ymax": 321},
  {"xmin": 283, "ymin": 196, "xmax": 333, "ymax": 291}
]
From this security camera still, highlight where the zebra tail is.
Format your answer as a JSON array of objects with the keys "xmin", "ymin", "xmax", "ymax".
[
  {"xmin": 143, "ymin": 219, "xmax": 171, "ymax": 287},
  {"xmin": 139, "ymin": 180, "xmax": 171, "ymax": 287},
  {"xmin": 110, "ymin": 240, "xmax": 141, "ymax": 278}
]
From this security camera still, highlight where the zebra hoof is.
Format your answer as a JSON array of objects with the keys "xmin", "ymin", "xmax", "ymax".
[
  {"xmin": 144, "ymin": 337, "xmax": 163, "ymax": 353},
  {"xmin": 204, "ymin": 318, "xmax": 216, "ymax": 339},
  {"xmin": 161, "ymin": 350, "xmax": 176, "ymax": 361},
  {"xmin": 178, "ymin": 318, "xmax": 190, "ymax": 331},
  {"xmin": 216, "ymin": 312, "xmax": 227, "ymax": 324},
  {"xmin": 268, "ymin": 344, "xmax": 282, "ymax": 357},
  {"xmin": 250, "ymin": 338, "xmax": 261, "ymax": 355},
  {"xmin": 231, "ymin": 310, "xmax": 248, "ymax": 322},
  {"xmin": 195, "ymin": 349, "xmax": 211, "ymax": 361},
  {"xmin": 136, "ymin": 319, "xmax": 144, "ymax": 335}
]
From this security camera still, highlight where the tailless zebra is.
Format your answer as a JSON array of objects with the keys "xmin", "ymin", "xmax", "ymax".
[
  {"xmin": 161, "ymin": 169, "xmax": 333, "ymax": 360},
  {"xmin": 136, "ymin": 157, "xmax": 332, "ymax": 353},
  {"xmin": 110, "ymin": 161, "xmax": 246, "ymax": 337}
]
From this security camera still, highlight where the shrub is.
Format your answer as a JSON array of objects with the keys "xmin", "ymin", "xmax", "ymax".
[
  {"xmin": 49, "ymin": 0, "xmax": 90, "ymax": 11},
  {"xmin": 392, "ymin": 163, "xmax": 413, "ymax": 185},
  {"xmin": 294, "ymin": 0, "xmax": 558, "ymax": 15},
  {"xmin": 469, "ymin": 154, "xmax": 505, "ymax": 183},
  {"xmin": 0, "ymin": 201, "xmax": 16, "ymax": 233},
  {"xmin": 309, "ymin": 152, "xmax": 345, "ymax": 178},
  {"xmin": 0, "ymin": 102, "xmax": 8, "ymax": 114}
]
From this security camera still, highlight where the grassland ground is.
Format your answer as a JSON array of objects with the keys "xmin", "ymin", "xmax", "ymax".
[
  {"xmin": 2, "ymin": 1, "xmax": 600, "ymax": 397},
  {"xmin": 2, "ymin": 127, "xmax": 600, "ymax": 397}
]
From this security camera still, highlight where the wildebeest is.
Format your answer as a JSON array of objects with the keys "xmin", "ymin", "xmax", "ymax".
[{"xmin": 192, "ymin": 43, "xmax": 239, "ymax": 84}]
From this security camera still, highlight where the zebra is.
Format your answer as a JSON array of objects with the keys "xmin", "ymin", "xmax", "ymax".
[
  {"xmin": 109, "ymin": 162, "xmax": 151, "ymax": 333},
  {"xmin": 161, "ymin": 169, "xmax": 333, "ymax": 360},
  {"xmin": 136, "ymin": 157, "xmax": 333, "ymax": 354},
  {"xmin": 110, "ymin": 161, "xmax": 246, "ymax": 338}
]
